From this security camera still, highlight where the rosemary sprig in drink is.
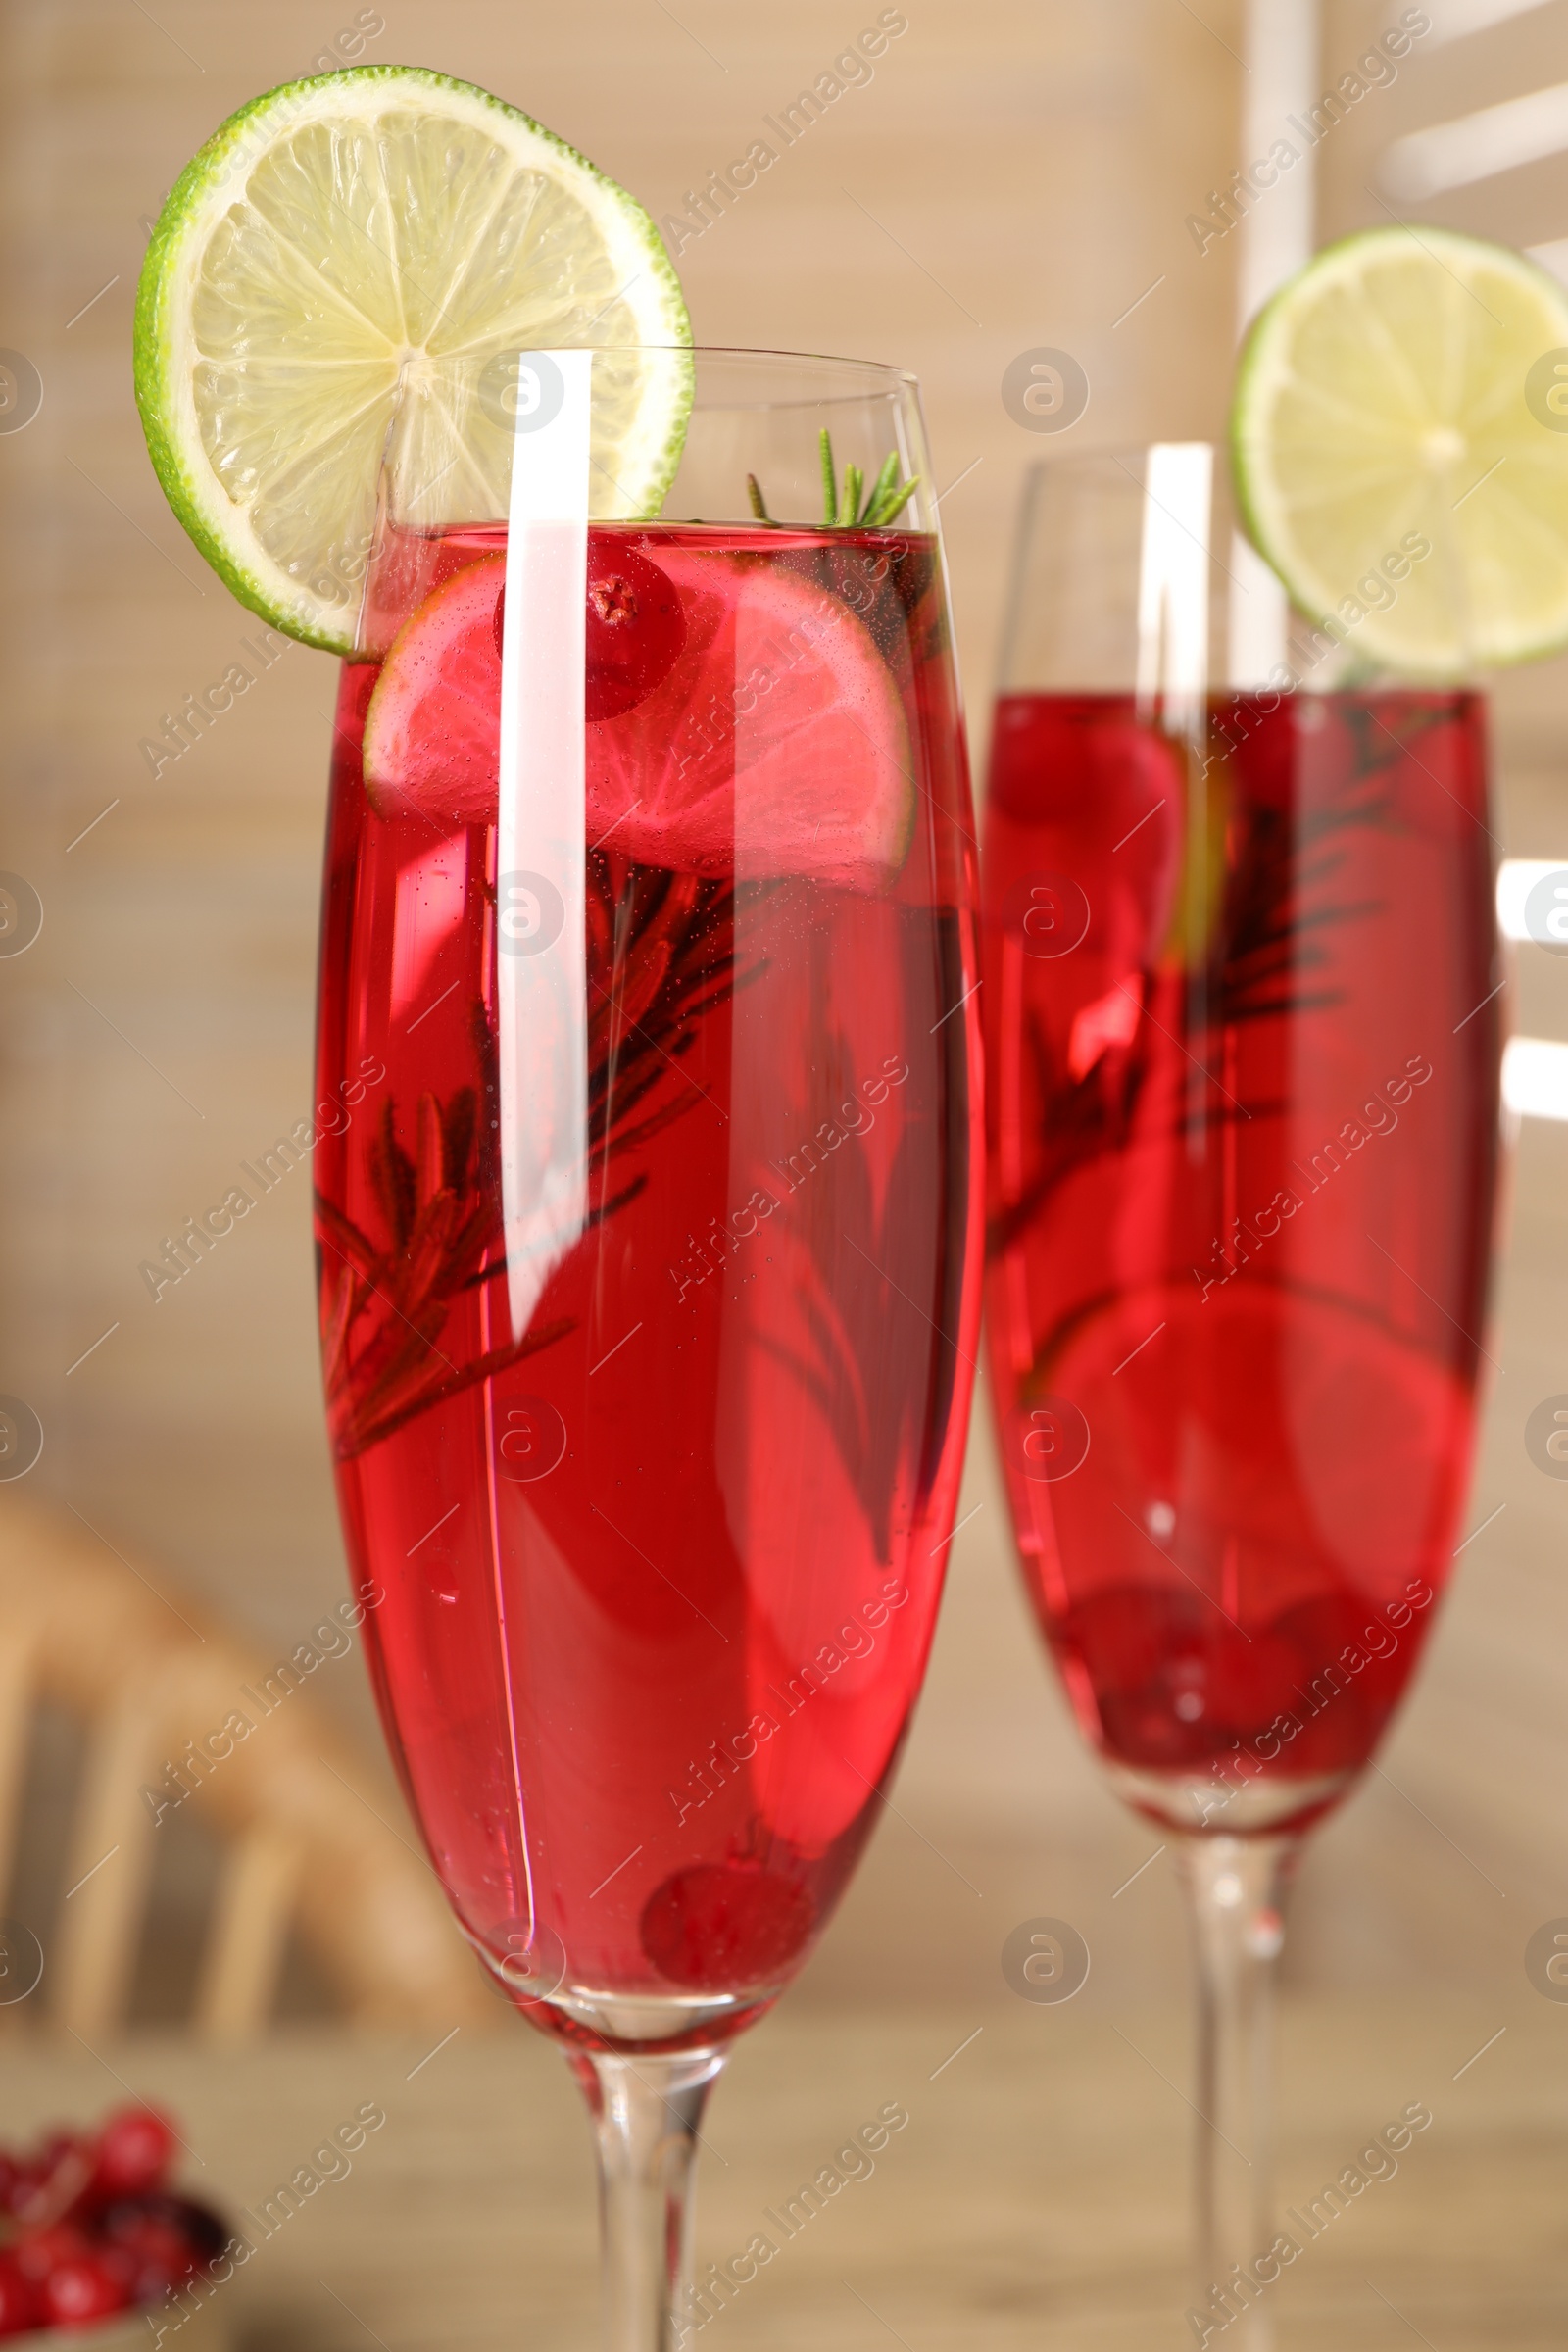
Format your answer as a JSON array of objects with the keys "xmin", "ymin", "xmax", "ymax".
[
  {"xmin": 319, "ymin": 855, "xmax": 775, "ymax": 1461},
  {"xmin": 821, "ymin": 432, "xmax": 919, "ymax": 526},
  {"xmin": 746, "ymin": 431, "xmax": 919, "ymax": 529}
]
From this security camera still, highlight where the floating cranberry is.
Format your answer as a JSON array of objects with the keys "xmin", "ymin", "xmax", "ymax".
[
  {"xmin": 491, "ymin": 547, "xmax": 687, "ymax": 722},
  {"xmin": 585, "ymin": 547, "xmax": 686, "ymax": 720},
  {"xmin": 641, "ymin": 1859, "xmax": 815, "ymax": 1991}
]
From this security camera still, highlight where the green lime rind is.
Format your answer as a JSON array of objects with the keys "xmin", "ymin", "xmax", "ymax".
[
  {"xmin": 134, "ymin": 65, "xmax": 692, "ymax": 656},
  {"xmin": 1231, "ymin": 224, "xmax": 1568, "ymax": 679}
]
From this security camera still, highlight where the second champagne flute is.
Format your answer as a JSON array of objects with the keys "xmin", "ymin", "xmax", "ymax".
[{"xmin": 982, "ymin": 443, "xmax": 1499, "ymax": 2343}]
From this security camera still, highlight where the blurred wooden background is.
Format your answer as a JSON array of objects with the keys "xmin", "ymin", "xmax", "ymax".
[{"xmin": 0, "ymin": 0, "xmax": 1566, "ymax": 2039}]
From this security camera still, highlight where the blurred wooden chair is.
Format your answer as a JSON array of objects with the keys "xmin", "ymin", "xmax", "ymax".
[{"xmin": 0, "ymin": 1493, "xmax": 496, "ymax": 2042}]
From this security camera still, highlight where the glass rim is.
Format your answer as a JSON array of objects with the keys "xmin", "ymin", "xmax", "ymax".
[
  {"xmin": 402, "ymin": 342, "xmax": 920, "ymax": 395},
  {"xmin": 1016, "ymin": 439, "xmax": 1229, "ymax": 476}
]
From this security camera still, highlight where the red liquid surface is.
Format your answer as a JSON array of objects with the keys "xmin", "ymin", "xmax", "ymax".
[
  {"xmin": 316, "ymin": 522, "xmax": 981, "ymax": 2047},
  {"xmin": 982, "ymin": 691, "xmax": 1499, "ymax": 1834}
]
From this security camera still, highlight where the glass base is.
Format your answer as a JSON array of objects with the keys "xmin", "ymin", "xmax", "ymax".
[
  {"xmin": 1104, "ymin": 1760, "xmax": 1352, "ymax": 1838},
  {"xmin": 520, "ymin": 1983, "xmax": 781, "ymax": 2056}
]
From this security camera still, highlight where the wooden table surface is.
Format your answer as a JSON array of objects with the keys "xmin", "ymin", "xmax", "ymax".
[{"xmin": 11, "ymin": 1993, "xmax": 1566, "ymax": 2351}]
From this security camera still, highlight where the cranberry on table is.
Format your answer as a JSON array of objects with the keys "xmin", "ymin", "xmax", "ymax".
[
  {"xmin": 0, "ymin": 2255, "xmax": 39, "ymax": 2337},
  {"xmin": 0, "ymin": 2106, "xmax": 222, "ymax": 2327},
  {"xmin": 99, "ymin": 2208, "xmax": 194, "ymax": 2293},
  {"xmin": 2, "ymin": 2168, "xmax": 45, "ymax": 2225},
  {"xmin": 90, "ymin": 2104, "xmax": 176, "ymax": 2198},
  {"xmin": 39, "ymin": 2254, "xmax": 127, "ymax": 2329},
  {"xmin": 13, "ymin": 2224, "xmax": 92, "ymax": 2281},
  {"xmin": 18, "ymin": 2133, "xmax": 92, "ymax": 2227},
  {"xmin": 100, "ymin": 2193, "xmax": 223, "ymax": 2291}
]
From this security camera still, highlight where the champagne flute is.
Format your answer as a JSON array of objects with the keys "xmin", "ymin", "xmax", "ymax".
[
  {"xmin": 981, "ymin": 444, "xmax": 1498, "ymax": 2341},
  {"xmin": 313, "ymin": 345, "xmax": 982, "ymax": 2349}
]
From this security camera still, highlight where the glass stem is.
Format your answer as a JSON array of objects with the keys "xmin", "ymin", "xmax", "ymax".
[
  {"xmin": 1174, "ymin": 1832, "xmax": 1298, "ymax": 2350},
  {"xmin": 576, "ymin": 2046, "xmax": 726, "ymax": 2352}
]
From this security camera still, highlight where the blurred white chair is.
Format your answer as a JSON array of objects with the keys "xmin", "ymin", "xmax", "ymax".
[{"xmin": 0, "ymin": 1493, "xmax": 495, "ymax": 2042}]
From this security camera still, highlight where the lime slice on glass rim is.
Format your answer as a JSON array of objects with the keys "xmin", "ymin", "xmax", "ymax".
[
  {"xmin": 1231, "ymin": 225, "xmax": 1568, "ymax": 676},
  {"xmin": 133, "ymin": 65, "xmax": 692, "ymax": 655}
]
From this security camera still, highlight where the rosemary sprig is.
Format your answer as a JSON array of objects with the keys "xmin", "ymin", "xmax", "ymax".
[
  {"xmin": 819, "ymin": 429, "xmax": 919, "ymax": 527},
  {"xmin": 319, "ymin": 857, "xmax": 775, "ymax": 1461},
  {"xmin": 992, "ymin": 699, "xmax": 1442, "ymax": 1365},
  {"xmin": 745, "ymin": 436, "xmax": 919, "ymax": 529}
]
